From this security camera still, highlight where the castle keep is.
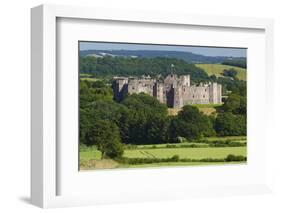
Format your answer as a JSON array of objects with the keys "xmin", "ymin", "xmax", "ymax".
[{"xmin": 113, "ymin": 73, "xmax": 222, "ymax": 108}]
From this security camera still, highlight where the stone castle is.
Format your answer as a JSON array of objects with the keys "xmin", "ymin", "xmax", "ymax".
[{"xmin": 112, "ymin": 71, "xmax": 222, "ymax": 108}]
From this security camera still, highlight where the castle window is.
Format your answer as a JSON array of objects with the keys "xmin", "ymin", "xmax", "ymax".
[
  {"xmin": 203, "ymin": 95, "xmax": 205, "ymax": 98},
  {"xmin": 205, "ymin": 89, "xmax": 207, "ymax": 92},
  {"xmin": 132, "ymin": 87, "xmax": 135, "ymax": 90},
  {"xmin": 192, "ymin": 95, "xmax": 195, "ymax": 98}
]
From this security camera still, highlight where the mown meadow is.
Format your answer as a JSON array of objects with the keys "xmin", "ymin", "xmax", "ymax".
[{"xmin": 80, "ymin": 134, "xmax": 247, "ymax": 170}]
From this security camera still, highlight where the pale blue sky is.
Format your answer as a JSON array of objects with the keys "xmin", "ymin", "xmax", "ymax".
[{"xmin": 79, "ymin": 41, "xmax": 246, "ymax": 57}]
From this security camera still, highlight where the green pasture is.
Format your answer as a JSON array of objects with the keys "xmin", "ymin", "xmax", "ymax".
[
  {"xmin": 192, "ymin": 104, "xmax": 222, "ymax": 108},
  {"xmin": 79, "ymin": 74, "xmax": 98, "ymax": 82},
  {"xmin": 80, "ymin": 146, "xmax": 246, "ymax": 162},
  {"xmin": 195, "ymin": 64, "xmax": 246, "ymax": 81},
  {"xmin": 119, "ymin": 161, "xmax": 245, "ymax": 168},
  {"xmin": 80, "ymin": 149, "xmax": 101, "ymax": 161},
  {"xmin": 123, "ymin": 147, "xmax": 246, "ymax": 159},
  {"xmin": 134, "ymin": 142, "xmax": 209, "ymax": 149},
  {"xmin": 204, "ymin": 136, "xmax": 247, "ymax": 143}
]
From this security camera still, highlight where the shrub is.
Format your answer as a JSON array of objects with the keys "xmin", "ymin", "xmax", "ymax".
[
  {"xmin": 225, "ymin": 154, "xmax": 246, "ymax": 162},
  {"xmin": 166, "ymin": 144, "xmax": 176, "ymax": 148},
  {"xmin": 117, "ymin": 156, "xmax": 229, "ymax": 165},
  {"xmin": 171, "ymin": 155, "xmax": 180, "ymax": 162}
]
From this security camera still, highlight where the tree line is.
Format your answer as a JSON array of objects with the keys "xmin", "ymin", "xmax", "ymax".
[
  {"xmin": 80, "ymin": 79, "xmax": 246, "ymax": 159},
  {"xmin": 222, "ymin": 58, "xmax": 247, "ymax": 68},
  {"xmin": 79, "ymin": 56, "xmax": 210, "ymax": 83}
]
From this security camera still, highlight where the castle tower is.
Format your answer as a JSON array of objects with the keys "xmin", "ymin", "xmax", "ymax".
[
  {"xmin": 173, "ymin": 86, "xmax": 183, "ymax": 108},
  {"xmin": 112, "ymin": 77, "xmax": 128, "ymax": 102},
  {"xmin": 209, "ymin": 82, "xmax": 222, "ymax": 104},
  {"xmin": 217, "ymin": 84, "xmax": 222, "ymax": 104},
  {"xmin": 180, "ymin": 75, "xmax": 190, "ymax": 87},
  {"xmin": 153, "ymin": 83, "xmax": 164, "ymax": 103}
]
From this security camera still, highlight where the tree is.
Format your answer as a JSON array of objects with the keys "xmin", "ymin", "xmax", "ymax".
[
  {"xmin": 120, "ymin": 93, "xmax": 169, "ymax": 145},
  {"xmin": 179, "ymin": 105, "xmax": 215, "ymax": 136},
  {"xmin": 79, "ymin": 56, "xmax": 210, "ymax": 83},
  {"xmin": 221, "ymin": 94, "xmax": 241, "ymax": 113},
  {"xmin": 222, "ymin": 58, "xmax": 247, "ymax": 68},
  {"xmin": 79, "ymin": 80, "xmax": 113, "ymax": 108},
  {"xmin": 168, "ymin": 117, "xmax": 201, "ymax": 141},
  {"xmin": 221, "ymin": 93, "xmax": 246, "ymax": 115},
  {"xmin": 85, "ymin": 120, "xmax": 124, "ymax": 159},
  {"xmin": 214, "ymin": 112, "xmax": 246, "ymax": 136},
  {"xmin": 168, "ymin": 106, "xmax": 215, "ymax": 141},
  {"xmin": 238, "ymin": 96, "xmax": 247, "ymax": 115},
  {"xmin": 222, "ymin": 68, "xmax": 238, "ymax": 79},
  {"xmin": 147, "ymin": 114, "xmax": 170, "ymax": 144}
]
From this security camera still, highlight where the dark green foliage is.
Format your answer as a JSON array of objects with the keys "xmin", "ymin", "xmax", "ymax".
[
  {"xmin": 222, "ymin": 58, "xmax": 247, "ymax": 68},
  {"xmin": 117, "ymin": 157, "xmax": 180, "ymax": 165},
  {"xmin": 168, "ymin": 117, "xmax": 201, "ymax": 141},
  {"xmin": 171, "ymin": 154, "xmax": 180, "ymax": 161},
  {"xmin": 217, "ymin": 77, "xmax": 246, "ymax": 96},
  {"xmin": 80, "ymin": 56, "xmax": 210, "ymax": 83},
  {"xmin": 117, "ymin": 155, "xmax": 246, "ymax": 165},
  {"xmin": 221, "ymin": 94, "xmax": 240, "ymax": 113},
  {"xmin": 85, "ymin": 119, "xmax": 124, "ymax": 159},
  {"xmin": 168, "ymin": 106, "xmax": 216, "ymax": 141},
  {"xmin": 80, "ymin": 80, "xmax": 113, "ymax": 108},
  {"xmin": 222, "ymin": 68, "xmax": 238, "ymax": 79},
  {"xmin": 208, "ymin": 140, "xmax": 246, "ymax": 147},
  {"xmin": 209, "ymin": 74, "xmax": 217, "ymax": 82},
  {"xmin": 79, "ymin": 100, "xmax": 128, "ymax": 145},
  {"xmin": 120, "ymin": 93, "xmax": 169, "ymax": 145},
  {"xmin": 220, "ymin": 93, "xmax": 246, "ymax": 115},
  {"xmin": 213, "ymin": 75, "xmax": 247, "ymax": 136},
  {"xmin": 225, "ymin": 154, "xmax": 246, "ymax": 162},
  {"xmin": 215, "ymin": 113, "xmax": 246, "ymax": 136}
]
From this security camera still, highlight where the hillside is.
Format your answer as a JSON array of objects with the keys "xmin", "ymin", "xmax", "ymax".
[
  {"xmin": 79, "ymin": 56, "xmax": 211, "ymax": 83},
  {"xmin": 80, "ymin": 49, "xmax": 245, "ymax": 64},
  {"xmin": 195, "ymin": 64, "xmax": 247, "ymax": 81}
]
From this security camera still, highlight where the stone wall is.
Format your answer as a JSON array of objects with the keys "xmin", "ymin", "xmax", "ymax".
[
  {"xmin": 183, "ymin": 86, "xmax": 210, "ymax": 105},
  {"xmin": 112, "ymin": 74, "xmax": 222, "ymax": 107}
]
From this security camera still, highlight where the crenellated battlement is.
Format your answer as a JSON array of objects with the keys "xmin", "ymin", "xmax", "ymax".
[{"xmin": 113, "ymin": 73, "xmax": 222, "ymax": 108}]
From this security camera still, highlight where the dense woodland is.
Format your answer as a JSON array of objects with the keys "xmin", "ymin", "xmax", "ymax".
[
  {"xmin": 79, "ymin": 49, "xmax": 237, "ymax": 64},
  {"xmin": 79, "ymin": 56, "xmax": 210, "ymax": 83},
  {"xmin": 222, "ymin": 58, "xmax": 247, "ymax": 68},
  {"xmin": 79, "ymin": 56, "xmax": 247, "ymax": 159}
]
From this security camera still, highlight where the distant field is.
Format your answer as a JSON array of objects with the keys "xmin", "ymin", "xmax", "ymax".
[
  {"xmin": 80, "ymin": 77, "xmax": 98, "ymax": 82},
  {"xmin": 205, "ymin": 136, "xmax": 247, "ymax": 143},
  {"xmin": 168, "ymin": 103, "xmax": 221, "ymax": 116},
  {"xmin": 79, "ymin": 74, "xmax": 98, "ymax": 82},
  {"xmin": 197, "ymin": 107, "xmax": 216, "ymax": 115},
  {"xmin": 195, "ymin": 64, "xmax": 246, "ymax": 81}
]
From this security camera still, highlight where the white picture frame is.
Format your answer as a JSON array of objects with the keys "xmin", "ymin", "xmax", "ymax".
[{"xmin": 31, "ymin": 4, "xmax": 274, "ymax": 208}]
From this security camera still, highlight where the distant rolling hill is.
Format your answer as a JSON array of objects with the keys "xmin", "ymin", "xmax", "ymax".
[
  {"xmin": 195, "ymin": 64, "xmax": 247, "ymax": 81},
  {"xmin": 80, "ymin": 49, "xmax": 246, "ymax": 64}
]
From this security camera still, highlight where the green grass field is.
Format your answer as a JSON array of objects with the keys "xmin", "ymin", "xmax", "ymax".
[
  {"xmin": 80, "ymin": 149, "xmax": 101, "ymax": 161},
  {"xmin": 123, "ymin": 147, "xmax": 246, "ymax": 159},
  {"xmin": 80, "ymin": 141, "xmax": 247, "ymax": 170},
  {"xmin": 79, "ymin": 74, "xmax": 98, "ymax": 82},
  {"xmin": 204, "ymin": 136, "xmax": 246, "ymax": 143},
  {"xmin": 195, "ymin": 64, "xmax": 246, "ymax": 81},
  {"xmin": 118, "ymin": 161, "xmax": 245, "ymax": 168}
]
